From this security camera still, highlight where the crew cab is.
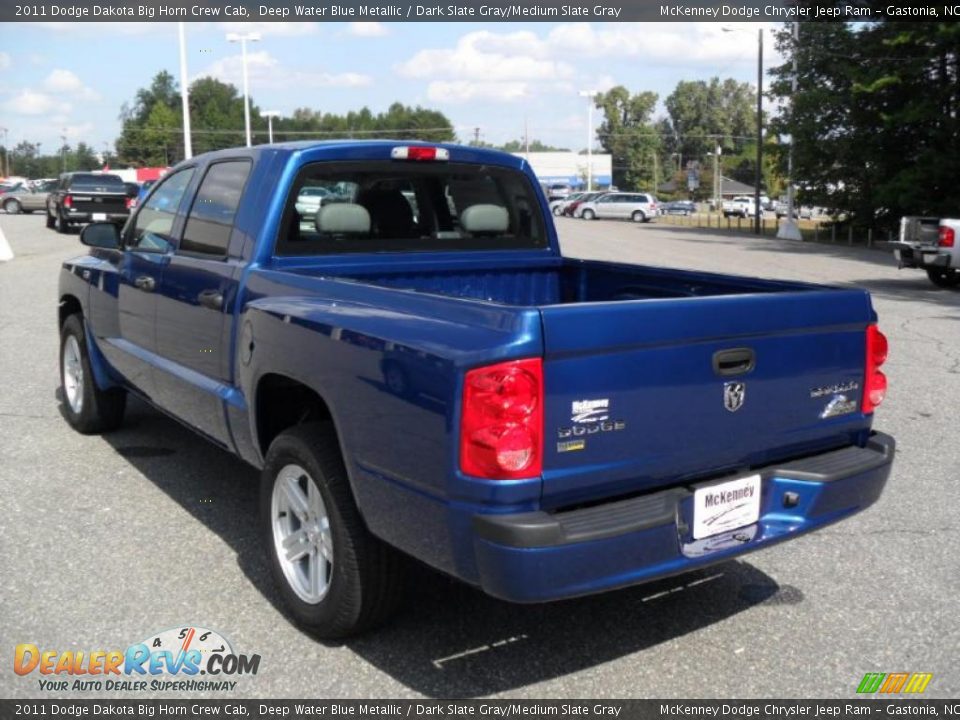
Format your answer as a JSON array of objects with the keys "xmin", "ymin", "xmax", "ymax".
[
  {"xmin": 892, "ymin": 215, "xmax": 960, "ymax": 288},
  {"xmin": 47, "ymin": 172, "xmax": 132, "ymax": 234},
  {"xmin": 57, "ymin": 141, "xmax": 894, "ymax": 637}
]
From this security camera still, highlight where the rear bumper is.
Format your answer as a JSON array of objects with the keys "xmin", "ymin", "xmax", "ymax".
[
  {"xmin": 63, "ymin": 209, "xmax": 129, "ymax": 224},
  {"xmin": 892, "ymin": 243, "xmax": 951, "ymax": 269},
  {"xmin": 472, "ymin": 432, "xmax": 894, "ymax": 602}
]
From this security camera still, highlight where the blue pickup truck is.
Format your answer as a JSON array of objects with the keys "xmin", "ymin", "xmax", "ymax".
[{"xmin": 58, "ymin": 141, "xmax": 894, "ymax": 637}]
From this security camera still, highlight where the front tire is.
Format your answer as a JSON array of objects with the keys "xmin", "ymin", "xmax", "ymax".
[
  {"xmin": 60, "ymin": 314, "xmax": 127, "ymax": 434},
  {"xmin": 927, "ymin": 268, "xmax": 960, "ymax": 288},
  {"xmin": 4, "ymin": 199, "xmax": 21, "ymax": 214},
  {"xmin": 581, "ymin": 209, "xmax": 595, "ymax": 220},
  {"xmin": 260, "ymin": 422, "xmax": 405, "ymax": 638}
]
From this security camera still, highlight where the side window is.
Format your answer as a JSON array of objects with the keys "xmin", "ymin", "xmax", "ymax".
[
  {"xmin": 180, "ymin": 160, "xmax": 251, "ymax": 257},
  {"xmin": 128, "ymin": 168, "xmax": 196, "ymax": 252}
]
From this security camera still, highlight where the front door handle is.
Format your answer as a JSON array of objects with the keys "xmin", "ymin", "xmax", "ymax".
[
  {"xmin": 198, "ymin": 289, "xmax": 224, "ymax": 310},
  {"xmin": 134, "ymin": 275, "xmax": 156, "ymax": 292}
]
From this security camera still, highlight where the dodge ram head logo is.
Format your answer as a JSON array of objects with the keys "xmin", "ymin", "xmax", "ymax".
[{"xmin": 723, "ymin": 382, "xmax": 746, "ymax": 412}]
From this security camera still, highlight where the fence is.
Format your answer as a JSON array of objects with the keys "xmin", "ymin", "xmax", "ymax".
[{"xmin": 655, "ymin": 212, "xmax": 895, "ymax": 249}]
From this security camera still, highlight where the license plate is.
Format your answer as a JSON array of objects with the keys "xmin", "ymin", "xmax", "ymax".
[
  {"xmin": 92, "ymin": 213, "xmax": 107, "ymax": 221},
  {"xmin": 693, "ymin": 474, "xmax": 761, "ymax": 540}
]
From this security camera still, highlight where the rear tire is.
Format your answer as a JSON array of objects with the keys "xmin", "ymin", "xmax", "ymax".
[
  {"xmin": 59, "ymin": 314, "xmax": 127, "ymax": 434},
  {"xmin": 926, "ymin": 268, "xmax": 960, "ymax": 288},
  {"xmin": 631, "ymin": 210, "xmax": 646, "ymax": 223},
  {"xmin": 581, "ymin": 209, "xmax": 595, "ymax": 220},
  {"xmin": 55, "ymin": 210, "xmax": 69, "ymax": 234},
  {"xmin": 552, "ymin": 206, "xmax": 563, "ymax": 216},
  {"xmin": 4, "ymin": 199, "xmax": 21, "ymax": 214},
  {"xmin": 260, "ymin": 422, "xmax": 405, "ymax": 638},
  {"xmin": 46, "ymin": 210, "xmax": 55, "ymax": 228}
]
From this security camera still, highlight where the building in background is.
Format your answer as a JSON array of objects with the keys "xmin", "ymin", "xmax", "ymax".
[{"xmin": 512, "ymin": 152, "xmax": 613, "ymax": 189}]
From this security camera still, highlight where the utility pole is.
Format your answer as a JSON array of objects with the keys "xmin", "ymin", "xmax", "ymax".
[
  {"xmin": 523, "ymin": 115, "xmax": 529, "ymax": 160},
  {"xmin": 652, "ymin": 151, "xmax": 658, "ymax": 195},
  {"xmin": 61, "ymin": 130, "xmax": 67, "ymax": 173},
  {"xmin": 714, "ymin": 145, "xmax": 721, "ymax": 209},
  {"xmin": 777, "ymin": 22, "xmax": 803, "ymax": 241},
  {"xmin": 473, "ymin": 127, "xmax": 481, "ymax": 145}
]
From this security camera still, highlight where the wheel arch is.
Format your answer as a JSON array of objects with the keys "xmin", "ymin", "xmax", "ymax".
[{"xmin": 59, "ymin": 294, "xmax": 83, "ymax": 328}]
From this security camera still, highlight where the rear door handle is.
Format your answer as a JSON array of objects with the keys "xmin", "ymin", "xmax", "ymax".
[
  {"xmin": 134, "ymin": 275, "xmax": 156, "ymax": 292},
  {"xmin": 713, "ymin": 348, "xmax": 755, "ymax": 376},
  {"xmin": 198, "ymin": 289, "xmax": 224, "ymax": 310}
]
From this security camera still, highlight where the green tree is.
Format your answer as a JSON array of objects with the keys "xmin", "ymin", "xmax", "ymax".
[
  {"xmin": 664, "ymin": 78, "xmax": 756, "ymax": 166},
  {"xmin": 499, "ymin": 139, "xmax": 570, "ymax": 153},
  {"xmin": 595, "ymin": 86, "xmax": 661, "ymax": 190},
  {"xmin": 770, "ymin": 21, "xmax": 960, "ymax": 228}
]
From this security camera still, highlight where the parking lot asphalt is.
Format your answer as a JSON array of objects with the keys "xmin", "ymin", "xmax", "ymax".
[{"xmin": 1, "ymin": 213, "xmax": 957, "ymax": 699}]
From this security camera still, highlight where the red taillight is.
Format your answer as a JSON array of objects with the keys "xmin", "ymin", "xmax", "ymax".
[
  {"xmin": 460, "ymin": 358, "xmax": 543, "ymax": 479},
  {"xmin": 862, "ymin": 324, "xmax": 889, "ymax": 414},
  {"xmin": 63, "ymin": 195, "xmax": 72, "ymax": 208},
  {"xmin": 939, "ymin": 226, "xmax": 955, "ymax": 247},
  {"xmin": 391, "ymin": 146, "xmax": 449, "ymax": 162},
  {"xmin": 125, "ymin": 197, "xmax": 135, "ymax": 209}
]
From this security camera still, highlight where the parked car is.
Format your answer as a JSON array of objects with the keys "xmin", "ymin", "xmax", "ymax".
[
  {"xmin": 578, "ymin": 192, "xmax": 659, "ymax": 222},
  {"xmin": 567, "ymin": 191, "xmax": 607, "ymax": 217},
  {"xmin": 546, "ymin": 183, "xmax": 574, "ymax": 201},
  {"xmin": 722, "ymin": 196, "xmax": 758, "ymax": 218},
  {"xmin": 662, "ymin": 200, "xmax": 696, "ymax": 216},
  {"xmin": 58, "ymin": 141, "xmax": 894, "ymax": 637},
  {"xmin": 46, "ymin": 172, "xmax": 132, "ymax": 233},
  {"xmin": 775, "ymin": 201, "xmax": 814, "ymax": 220},
  {"xmin": 295, "ymin": 185, "xmax": 334, "ymax": 217},
  {"xmin": 892, "ymin": 215, "xmax": 960, "ymax": 288},
  {"xmin": 137, "ymin": 179, "xmax": 157, "ymax": 206},
  {"xmin": 2, "ymin": 180, "xmax": 57, "ymax": 214},
  {"xmin": 549, "ymin": 192, "xmax": 584, "ymax": 216}
]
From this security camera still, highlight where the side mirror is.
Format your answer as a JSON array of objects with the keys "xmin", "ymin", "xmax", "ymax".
[{"xmin": 80, "ymin": 222, "xmax": 121, "ymax": 250}]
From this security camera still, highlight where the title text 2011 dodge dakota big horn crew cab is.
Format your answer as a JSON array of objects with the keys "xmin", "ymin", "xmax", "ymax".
[{"xmin": 58, "ymin": 142, "xmax": 895, "ymax": 637}]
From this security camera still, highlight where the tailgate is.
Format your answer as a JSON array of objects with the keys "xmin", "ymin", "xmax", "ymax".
[
  {"xmin": 70, "ymin": 192, "xmax": 127, "ymax": 214},
  {"xmin": 539, "ymin": 289, "xmax": 874, "ymax": 507}
]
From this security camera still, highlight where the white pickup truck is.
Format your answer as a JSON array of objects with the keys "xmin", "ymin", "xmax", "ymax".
[
  {"xmin": 722, "ymin": 196, "xmax": 757, "ymax": 218},
  {"xmin": 892, "ymin": 216, "xmax": 960, "ymax": 287}
]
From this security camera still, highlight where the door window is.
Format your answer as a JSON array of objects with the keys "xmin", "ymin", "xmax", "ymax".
[{"xmin": 128, "ymin": 168, "xmax": 196, "ymax": 252}]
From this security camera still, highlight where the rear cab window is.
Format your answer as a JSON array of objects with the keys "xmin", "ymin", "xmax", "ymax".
[
  {"xmin": 276, "ymin": 161, "xmax": 546, "ymax": 255},
  {"xmin": 67, "ymin": 174, "xmax": 126, "ymax": 192}
]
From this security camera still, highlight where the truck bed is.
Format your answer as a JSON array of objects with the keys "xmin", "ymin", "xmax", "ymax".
[{"xmin": 330, "ymin": 258, "xmax": 819, "ymax": 306}]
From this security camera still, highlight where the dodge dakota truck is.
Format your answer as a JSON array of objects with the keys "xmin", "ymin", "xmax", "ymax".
[
  {"xmin": 57, "ymin": 141, "xmax": 894, "ymax": 637},
  {"xmin": 892, "ymin": 215, "xmax": 960, "ymax": 287}
]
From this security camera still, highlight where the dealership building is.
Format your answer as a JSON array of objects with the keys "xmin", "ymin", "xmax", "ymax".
[{"xmin": 512, "ymin": 151, "xmax": 614, "ymax": 189}]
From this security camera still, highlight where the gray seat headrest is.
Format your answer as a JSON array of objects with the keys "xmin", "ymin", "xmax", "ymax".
[
  {"xmin": 460, "ymin": 204, "xmax": 509, "ymax": 234},
  {"xmin": 315, "ymin": 203, "xmax": 371, "ymax": 234}
]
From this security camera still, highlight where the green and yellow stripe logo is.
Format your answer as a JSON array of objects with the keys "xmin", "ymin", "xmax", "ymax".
[{"xmin": 857, "ymin": 672, "xmax": 933, "ymax": 694}]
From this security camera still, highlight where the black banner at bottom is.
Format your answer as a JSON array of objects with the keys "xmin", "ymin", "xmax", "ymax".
[{"xmin": 2, "ymin": 699, "xmax": 958, "ymax": 720}]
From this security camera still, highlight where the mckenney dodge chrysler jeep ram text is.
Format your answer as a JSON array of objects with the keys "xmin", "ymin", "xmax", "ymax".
[{"xmin": 57, "ymin": 141, "xmax": 894, "ymax": 637}]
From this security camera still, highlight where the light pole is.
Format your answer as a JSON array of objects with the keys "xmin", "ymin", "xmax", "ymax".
[
  {"xmin": 723, "ymin": 26, "xmax": 764, "ymax": 235},
  {"xmin": 226, "ymin": 31, "xmax": 261, "ymax": 147},
  {"xmin": 263, "ymin": 111, "xmax": 281, "ymax": 144},
  {"xmin": 179, "ymin": 22, "xmax": 193, "ymax": 159},
  {"xmin": 777, "ymin": 22, "xmax": 802, "ymax": 241},
  {"xmin": 578, "ymin": 90, "xmax": 598, "ymax": 191},
  {"xmin": 61, "ymin": 129, "xmax": 68, "ymax": 173}
]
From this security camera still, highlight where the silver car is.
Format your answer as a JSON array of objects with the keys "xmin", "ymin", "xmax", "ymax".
[
  {"xmin": 295, "ymin": 186, "xmax": 333, "ymax": 217},
  {"xmin": 2, "ymin": 180, "xmax": 58, "ymax": 214},
  {"xmin": 578, "ymin": 192, "xmax": 659, "ymax": 222}
]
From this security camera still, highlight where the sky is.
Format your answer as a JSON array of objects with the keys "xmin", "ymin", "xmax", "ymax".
[{"xmin": 0, "ymin": 21, "xmax": 783, "ymax": 157}]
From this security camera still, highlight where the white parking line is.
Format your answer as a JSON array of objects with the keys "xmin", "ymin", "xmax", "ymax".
[{"xmin": 0, "ymin": 222, "xmax": 13, "ymax": 262}]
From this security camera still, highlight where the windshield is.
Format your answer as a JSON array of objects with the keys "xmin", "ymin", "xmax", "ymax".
[{"xmin": 277, "ymin": 161, "xmax": 546, "ymax": 255}]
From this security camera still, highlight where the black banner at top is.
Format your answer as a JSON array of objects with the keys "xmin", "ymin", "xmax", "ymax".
[{"xmin": 3, "ymin": 0, "xmax": 957, "ymax": 22}]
